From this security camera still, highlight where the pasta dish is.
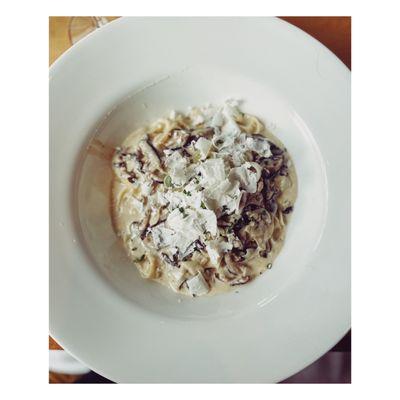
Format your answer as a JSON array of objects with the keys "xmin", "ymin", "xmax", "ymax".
[{"xmin": 111, "ymin": 100, "xmax": 297, "ymax": 296}]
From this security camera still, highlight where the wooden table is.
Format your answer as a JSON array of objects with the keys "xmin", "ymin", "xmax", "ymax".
[
  {"xmin": 49, "ymin": 15, "xmax": 351, "ymax": 379},
  {"xmin": 49, "ymin": 17, "xmax": 351, "ymax": 68}
]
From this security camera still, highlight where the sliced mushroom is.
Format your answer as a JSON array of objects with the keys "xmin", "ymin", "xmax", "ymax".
[
  {"xmin": 203, "ymin": 267, "xmax": 216, "ymax": 284},
  {"xmin": 230, "ymin": 275, "xmax": 251, "ymax": 286},
  {"xmin": 279, "ymin": 164, "xmax": 289, "ymax": 176},
  {"xmin": 246, "ymin": 208, "xmax": 272, "ymax": 224},
  {"xmin": 183, "ymin": 133, "xmax": 200, "ymax": 147},
  {"xmin": 149, "ymin": 207, "xmax": 161, "ymax": 226},
  {"xmin": 233, "ymin": 213, "xmax": 250, "ymax": 234},
  {"xmin": 238, "ymin": 192, "xmax": 248, "ymax": 212},
  {"xmin": 228, "ymin": 246, "xmax": 245, "ymax": 260},
  {"xmin": 112, "ymin": 149, "xmax": 140, "ymax": 183},
  {"xmin": 138, "ymin": 139, "xmax": 161, "ymax": 172},
  {"xmin": 199, "ymin": 127, "xmax": 215, "ymax": 139},
  {"xmin": 244, "ymin": 192, "xmax": 265, "ymax": 209},
  {"xmin": 239, "ymin": 209, "xmax": 274, "ymax": 252},
  {"xmin": 282, "ymin": 206, "xmax": 293, "ymax": 214},
  {"xmin": 139, "ymin": 211, "xmax": 150, "ymax": 239},
  {"xmin": 222, "ymin": 254, "xmax": 245, "ymax": 279},
  {"xmin": 265, "ymin": 199, "xmax": 278, "ymax": 215},
  {"xmin": 162, "ymin": 252, "xmax": 179, "ymax": 267},
  {"xmin": 268, "ymin": 141, "xmax": 284, "ymax": 156},
  {"xmin": 217, "ymin": 214, "xmax": 232, "ymax": 228}
]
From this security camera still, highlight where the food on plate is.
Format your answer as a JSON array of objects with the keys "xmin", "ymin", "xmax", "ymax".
[{"xmin": 111, "ymin": 100, "xmax": 297, "ymax": 296}]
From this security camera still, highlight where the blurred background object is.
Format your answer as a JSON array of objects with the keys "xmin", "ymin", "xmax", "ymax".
[
  {"xmin": 69, "ymin": 16, "xmax": 110, "ymax": 44},
  {"xmin": 49, "ymin": 16, "xmax": 351, "ymax": 384},
  {"xmin": 49, "ymin": 16, "xmax": 119, "ymax": 65}
]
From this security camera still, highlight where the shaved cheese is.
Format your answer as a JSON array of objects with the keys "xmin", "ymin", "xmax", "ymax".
[
  {"xmin": 186, "ymin": 273, "xmax": 209, "ymax": 296},
  {"xmin": 229, "ymin": 162, "xmax": 262, "ymax": 193}
]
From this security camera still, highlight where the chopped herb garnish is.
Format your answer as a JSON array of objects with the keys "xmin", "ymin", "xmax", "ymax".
[
  {"xmin": 200, "ymin": 201, "xmax": 206, "ymax": 209},
  {"xmin": 178, "ymin": 207, "xmax": 188, "ymax": 217},
  {"xmin": 131, "ymin": 247, "xmax": 137, "ymax": 251},
  {"xmin": 192, "ymin": 150, "xmax": 201, "ymax": 162},
  {"xmin": 135, "ymin": 255, "xmax": 145, "ymax": 262},
  {"xmin": 183, "ymin": 190, "xmax": 191, "ymax": 196},
  {"xmin": 164, "ymin": 175, "xmax": 172, "ymax": 187}
]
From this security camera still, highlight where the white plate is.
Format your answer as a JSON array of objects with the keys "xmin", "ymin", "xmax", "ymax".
[{"xmin": 50, "ymin": 17, "xmax": 350, "ymax": 383}]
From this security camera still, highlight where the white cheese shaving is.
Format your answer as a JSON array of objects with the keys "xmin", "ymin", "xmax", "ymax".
[
  {"xmin": 196, "ymin": 209, "xmax": 217, "ymax": 236},
  {"xmin": 229, "ymin": 162, "xmax": 262, "ymax": 193},
  {"xmin": 163, "ymin": 189, "xmax": 203, "ymax": 210},
  {"xmin": 165, "ymin": 264, "xmax": 184, "ymax": 286},
  {"xmin": 183, "ymin": 178, "xmax": 200, "ymax": 193},
  {"xmin": 151, "ymin": 225, "xmax": 176, "ymax": 248},
  {"xmin": 165, "ymin": 151, "xmax": 188, "ymax": 186},
  {"xmin": 130, "ymin": 223, "xmax": 141, "ymax": 239},
  {"xmin": 171, "ymin": 129, "xmax": 189, "ymax": 147},
  {"xmin": 141, "ymin": 181, "xmax": 153, "ymax": 196},
  {"xmin": 154, "ymin": 191, "xmax": 169, "ymax": 207},
  {"xmin": 204, "ymin": 179, "xmax": 241, "ymax": 214},
  {"xmin": 126, "ymin": 196, "xmax": 144, "ymax": 214},
  {"xmin": 218, "ymin": 144, "xmax": 247, "ymax": 166},
  {"xmin": 194, "ymin": 137, "xmax": 212, "ymax": 160},
  {"xmin": 188, "ymin": 107, "xmax": 205, "ymax": 126},
  {"xmin": 197, "ymin": 158, "xmax": 226, "ymax": 189},
  {"xmin": 210, "ymin": 110, "xmax": 224, "ymax": 127},
  {"xmin": 186, "ymin": 273, "xmax": 209, "ymax": 296},
  {"xmin": 151, "ymin": 205, "xmax": 218, "ymax": 256},
  {"xmin": 220, "ymin": 117, "xmax": 241, "ymax": 139},
  {"xmin": 206, "ymin": 240, "xmax": 233, "ymax": 266},
  {"xmin": 125, "ymin": 156, "xmax": 141, "ymax": 173},
  {"xmin": 165, "ymin": 209, "xmax": 204, "ymax": 254},
  {"xmin": 245, "ymin": 135, "xmax": 272, "ymax": 158}
]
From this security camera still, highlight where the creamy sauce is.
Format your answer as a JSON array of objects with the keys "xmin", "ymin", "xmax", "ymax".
[{"xmin": 111, "ymin": 101, "xmax": 297, "ymax": 296}]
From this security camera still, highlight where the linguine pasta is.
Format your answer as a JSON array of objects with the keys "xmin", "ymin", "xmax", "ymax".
[{"xmin": 111, "ymin": 101, "xmax": 297, "ymax": 296}]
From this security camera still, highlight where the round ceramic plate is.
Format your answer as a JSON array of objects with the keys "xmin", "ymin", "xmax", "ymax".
[{"xmin": 50, "ymin": 17, "xmax": 350, "ymax": 383}]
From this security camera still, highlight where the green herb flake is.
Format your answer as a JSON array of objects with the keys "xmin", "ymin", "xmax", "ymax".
[
  {"xmin": 192, "ymin": 150, "xmax": 201, "ymax": 162},
  {"xmin": 135, "ymin": 255, "xmax": 145, "ymax": 262},
  {"xmin": 179, "ymin": 207, "xmax": 185, "ymax": 214},
  {"xmin": 183, "ymin": 190, "xmax": 191, "ymax": 196},
  {"xmin": 164, "ymin": 175, "xmax": 172, "ymax": 187},
  {"xmin": 200, "ymin": 201, "xmax": 206, "ymax": 209}
]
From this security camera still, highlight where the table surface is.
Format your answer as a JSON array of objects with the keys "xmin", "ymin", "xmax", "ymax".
[{"xmin": 49, "ymin": 15, "xmax": 351, "ymax": 354}]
